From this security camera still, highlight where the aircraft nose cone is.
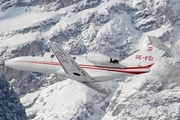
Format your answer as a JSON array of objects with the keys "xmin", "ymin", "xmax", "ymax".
[{"xmin": 5, "ymin": 59, "xmax": 15, "ymax": 68}]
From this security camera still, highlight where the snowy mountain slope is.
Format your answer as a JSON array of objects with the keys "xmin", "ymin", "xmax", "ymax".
[
  {"xmin": 20, "ymin": 79, "xmax": 118, "ymax": 120},
  {"xmin": 0, "ymin": 0, "xmax": 180, "ymax": 119},
  {"xmin": 102, "ymin": 58, "xmax": 180, "ymax": 120}
]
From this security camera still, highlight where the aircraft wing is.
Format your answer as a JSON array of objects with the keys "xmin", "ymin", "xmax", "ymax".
[
  {"xmin": 49, "ymin": 42, "xmax": 91, "ymax": 81},
  {"xmin": 78, "ymin": 81, "xmax": 109, "ymax": 94},
  {"xmin": 48, "ymin": 42, "xmax": 109, "ymax": 94}
]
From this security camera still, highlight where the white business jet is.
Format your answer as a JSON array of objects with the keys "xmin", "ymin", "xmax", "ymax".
[{"xmin": 5, "ymin": 36, "xmax": 174, "ymax": 94}]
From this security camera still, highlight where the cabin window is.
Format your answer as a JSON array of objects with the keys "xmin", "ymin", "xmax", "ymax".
[
  {"xmin": 73, "ymin": 57, "xmax": 76, "ymax": 60},
  {"xmin": 51, "ymin": 54, "xmax": 54, "ymax": 58}
]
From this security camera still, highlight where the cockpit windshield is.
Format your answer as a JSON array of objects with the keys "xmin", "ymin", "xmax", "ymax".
[{"xmin": 35, "ymin": 51, "xmax": 45, "ymax": 57}]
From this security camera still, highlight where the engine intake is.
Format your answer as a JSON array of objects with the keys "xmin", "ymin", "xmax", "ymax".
[{"xmin": 86, "ymin": 52, "xmax": 119, "ymax": 65}]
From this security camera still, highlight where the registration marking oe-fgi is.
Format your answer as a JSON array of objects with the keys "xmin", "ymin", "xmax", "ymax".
[{"xmin": 136, "ymin": 55, "xmax": 153, "ymax": 61}]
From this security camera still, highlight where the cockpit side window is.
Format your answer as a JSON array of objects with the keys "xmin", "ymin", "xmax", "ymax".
[
  {"xmin": 35, "ymin": 52, "xmax": 45, "ymax": 57},
  {"xmin": 73, "ymin": 57, "xmax": 76, "ymax": 60}
]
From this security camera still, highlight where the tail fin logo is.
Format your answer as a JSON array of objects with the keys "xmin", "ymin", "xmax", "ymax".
[{"xmin": 148, "ymin": 46, "xmax": 153, "ymax": 51}]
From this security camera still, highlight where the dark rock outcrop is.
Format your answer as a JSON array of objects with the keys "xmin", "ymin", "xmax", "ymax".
[{"xmin": 0, "ymin": 76, "xmax": 27, "ymax": 120}]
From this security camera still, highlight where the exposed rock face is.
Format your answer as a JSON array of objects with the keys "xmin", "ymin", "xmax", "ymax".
[
  {"xmin": 0, "ymin": 76, "xmax": 27, "ymax": 120},
  {"xmin": 132, "ymin": 0, "xmax": 180, "ymax": 32},
  {"xmin": 1, "ymin": 0, "xmax": 81, "ymax": 11}
]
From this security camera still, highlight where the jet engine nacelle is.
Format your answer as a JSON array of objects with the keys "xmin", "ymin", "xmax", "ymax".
[{"xmin": 86, "ymin": 52, "xmax": 119, "ymax": 65}]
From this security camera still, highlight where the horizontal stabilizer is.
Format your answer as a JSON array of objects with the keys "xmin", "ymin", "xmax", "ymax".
[
  {"xmin": 148, "ymin": 36, "xmax": 164, "ymax": 48},
  {"xmin": 148, "ymin": 36, "xmax": 174, "ymax": 57}
]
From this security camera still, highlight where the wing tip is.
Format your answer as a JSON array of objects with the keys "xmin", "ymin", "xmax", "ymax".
[{"xmin": 102, "ymin": 90, "xmax": 109, "ymax": 95}]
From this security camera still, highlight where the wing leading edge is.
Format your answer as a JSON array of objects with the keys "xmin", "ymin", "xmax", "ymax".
[{"xmin": 48, "ymin": 42, "xmax": 109, "ymax": 94}]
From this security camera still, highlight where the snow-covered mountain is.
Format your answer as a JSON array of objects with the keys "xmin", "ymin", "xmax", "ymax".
[{"xmin": 1, "ymin": 0, "xmax": 180, "ymax": 119}]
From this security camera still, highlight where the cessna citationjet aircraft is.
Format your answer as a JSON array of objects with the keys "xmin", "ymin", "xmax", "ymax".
[{"xmin": 5, "ymin": 36, "xmax": 174, "ymax": 94}]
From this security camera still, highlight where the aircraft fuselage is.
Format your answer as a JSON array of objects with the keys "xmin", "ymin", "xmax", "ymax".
[{"xmin": 5, "ymin": 52, "xmax": 150, "ymax": 82}]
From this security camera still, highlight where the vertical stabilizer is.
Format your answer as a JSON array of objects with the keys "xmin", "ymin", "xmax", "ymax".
[{"xmin": 121, "ymin": 36, "xmax": 174, "ymax": 66}]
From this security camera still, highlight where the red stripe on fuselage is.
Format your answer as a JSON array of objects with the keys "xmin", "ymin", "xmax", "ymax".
[
  {"xmin": 16, "ymin": 60, "xmax": 150, "ymax": 75},
  {"xmin": 79, "ymin": 63, "xmax": 153, "ymax": 69},
  {"xmin": 81, "ymin": 66, "xmax": 148, "ymax": 74}
]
